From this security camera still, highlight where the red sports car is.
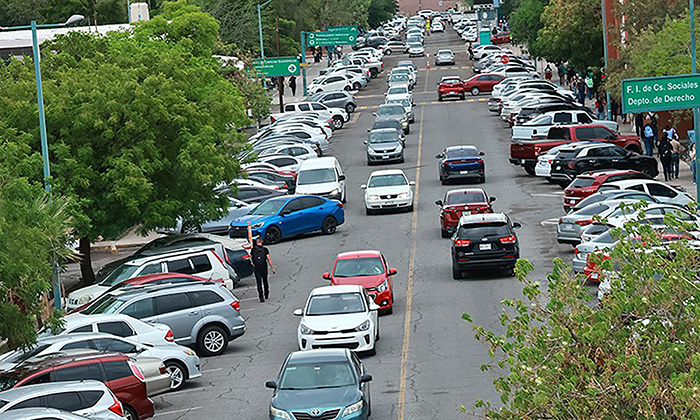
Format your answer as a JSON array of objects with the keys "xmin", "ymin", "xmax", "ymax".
[
  {"xmin": 323, "ymin": 250, "xmax": 397, "ymax": 314},
  {"xmin": 435, "ymin": 188, "xmax": 495, "ymax": 238}
]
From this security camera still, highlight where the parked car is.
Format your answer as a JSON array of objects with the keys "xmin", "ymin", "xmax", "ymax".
[
  {"xmin": 556, "ymin": 199, "xmax": 636, "ymax": 245},
  {"xmin": 307, "ymin": 74, "xmax": 353, "ymax": 95},
  {"xmin": 294, "ymin": 157, "xmax": 346, "ymax": 202},
  {"xmin": 562, "ymin": 169, "xmax": 651, "ymax": 211},
  {"xmin": 0, "ymin": 381, "xmax": 127, "ymax": 420},
  {"xmin": 247, "ymin": 169, "xmax": 296, "ymax": 193},
  {"xmin": 437, "ymin": 76, "xmax": 466, "ymax": 101},
  {"xmin": 490, "ymin": 31, "xmax": 511, "ymax": 44},
  {"xmin": 462, "ymin": 73, "xmax": 504, "ymax": 96},
  {"xmin": 265, "ymin": 349, "xmax": 372, "ymax": 420},
  {"xmin": 228, "ymin": 195, "xmax": 345, "ymax": 244},
  {"xmin": 259, "ymin": 144, "xmax": 318, "ymax": 162},
  {"xmin": 511, "ymin": 110, "xmax": 618, "ymax": 141},
  {"xmin": 322, "ymin": 250, "xmax": 397, "ymax": 314},
  {"xmin": 451, "ymin": 213, "xmax": 521, "ymax": 279},
  {"xmin": 435, "ymin": 188, "xmax": 495, "ymax": 237},
  {"xmin": 39, "ymin": 314, "xmax": 174, "ymax": 346},
  {"xmin": 434, "ymin": 49, "xmax": 455, "ymax": 65},
  {"xmin": 407, "ymin": 42, "xmax": 425, "ymax": 57},
  {"xmin": 0, "ymin": 353, "xmax": 154, "ymax": 420},
  {"xmin": 361, "ymin": 169, "xmax": 415, "ymax": 214},
  {"xmin": 598, "ymin": 179, "xmax": 694, "ymax": 207},
  {"xmin": 570, "ymin": 190, "xmax": 660, "ymax": 214},
  {"xmin": 81, "ymin": 282, "xmax": 246, "ymax": 356},
  {"xmin": 383, "ymin": 41, "xmax": 408, "ymax": 55},
  {"xmin": 233, "ymin": 184, "xmax": 287, "ymax": 204},
  {"xmin": 436, "ymin": 145, "xmax": 486, "ymax": 184},
  {"xmin": 306, "ymin": 91, "xmax": 357, "ymax": 114}
]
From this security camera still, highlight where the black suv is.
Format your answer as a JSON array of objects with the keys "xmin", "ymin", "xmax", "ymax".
[{"xmin": 451, "ymin": 213, "xmax": 521, "ymax": 279}]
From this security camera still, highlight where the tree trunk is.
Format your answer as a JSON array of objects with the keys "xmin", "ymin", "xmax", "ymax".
[{"xmin": 78, "ymin": 236, "xmax": 96, "ymax": 286}]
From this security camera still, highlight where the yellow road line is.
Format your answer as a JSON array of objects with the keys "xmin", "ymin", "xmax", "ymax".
[{"xmin": 398, "ymin": 105, "xmax": 424, "ymax": 420}]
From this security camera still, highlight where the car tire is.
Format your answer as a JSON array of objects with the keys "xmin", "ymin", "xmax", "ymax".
[
  {"xmin": 370, "ymin": 69, "xmax": 378, "ymax": 78},
  {"xmin": 264, "ymin": 226, "xmax": 282, "ymax": 244},
  {"xmin": 438, "ymin": 95, "xmax": 443, "ymax": 102},
  {"xmin": 346, "ymin": 103, "xmax": 356, "ymax": 113},
  {"xmin": 441, "ymin": 228, "xmax": 450, "ymax": 238},
  {"xmin": 321, "ymin": 216, "xmax": 338, "ymax": 235},
  {"xmin": 479, "ymin": 175, "xmax": 486, "ymax": 183},
  {"xmin": 344, "ymin": 85, "xmax": 351, "ymax": 91},
  {"xmin": 460, "ymin": 94, "xmax": 465, "ymax": 100},
  {"xmin": 197, "ymin": 325, "xmax": 229, "ymax": 357},
  {"xmin": 452, "ymin": 266, "xmax": 463, "ymax": 280},
  {"xmin": 404, "ymin": 126, "xmax": 410, "ymax": 134},
  {"xmin": 524, "ymin": 165, "xmax": 536, "ymax": 176},
  {"xmin": 353, "ymin": 82, "xmax": 361, "ymax": 90},
  {"xmin": 316, "ymin": 90, "xmax": 322, "ymax": 94},
  {"xmin": 333, "ymin": 116, "xmax": 344, "ymax": 129},
  {"xmin": 407, "ymin": 203, "xmax": 414, "ymax": 212},
  {"xmin": 471, "ymin": 87, "xmax": 480, "ymax": 96},
  {"xmin": 123, "ymin": 405, "xmax": 138, "ymax": 420},
  {"xmin": 165, "ymin": 360, "xmax": 187, "ymax": 391}
]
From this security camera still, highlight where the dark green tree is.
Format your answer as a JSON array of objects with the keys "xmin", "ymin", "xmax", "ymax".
[
  {"xmin": 509, "ymin": 0, "xmax": 547, "ymax": 57},
  {"xmin": 368, "ymin": 0, "xmax": 397, "ymax": 28}
]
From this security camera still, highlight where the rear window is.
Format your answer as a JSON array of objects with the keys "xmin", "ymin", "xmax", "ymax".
[
  {"xmin": 446, "ymin": 191, "xmax": 486, "ymax": 205},
  {"xmin": 442, "ymin": 78, "xmax": 461, "ymax": 84},
  {"xmin": 457, "ymin": 223, "xmax": 510, "ymax": 239},
  {"xmin": 446, "ymin": 148, "xmax": 477, "ymax": 158},
  {"xmin": 574, "ymin": 203, "xmax": 609, "ymax": 216},
  {"xmin": 102, "ymin": 360, "xmax": 133, "ymax": 381},
  {"xmin": 569, "ymin": 177, "xmax": 595, "ymax": 189},
  {"xmin": 555, "ymin": 150, "xmax": 578, "ymax": 160}
]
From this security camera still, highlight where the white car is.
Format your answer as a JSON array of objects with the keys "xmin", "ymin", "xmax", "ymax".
[
  {"xmin": 407, "ymin": 43, "xmax": 425, "ymax": 57},
  {"xmin": 534, "ymin": 142, "xmax": 598, "ymax": 178},
  {"xmin": 38, "ymin": 313, "xmax": 175, "ymax": 345},
  {"xmin": 257, "ymin": 154, "xmax": 304, "ymax": 172},
  {"xmin": 308, "ymin": 74, "xmax": 353, "ymax": 94},
  {"xmin": 294, "ymin": 285, "xmax": 379, "ymax": 354},
  {"xmin": 512, "ymin": 110, "xmax": 619, "ymax": 140},
  {"xmin": 385, "ymin": 85, "xmax": 413, "ymax": 103},
  {"xmin": 362, "ymin": 169, "xmax": 415, "ymax": 214},
  {"xmin": 258, "ymin": 143, "xmax": 318, "ymax": 161},
  {"xmin": 600, "ymin": 179, "xmax": 694, "ymax": 207}
]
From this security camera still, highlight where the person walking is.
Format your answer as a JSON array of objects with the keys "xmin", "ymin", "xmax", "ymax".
[
  {"xmin": 557, "ymin": 63, "xmax": 566, "ymax": 85},
  {"xmin": 248, "ymin": 223, "xmax": 276, "ymax": 303},
  {"xmin": 658, "ymin": 133, "xmax": 673, "ymax": 181},
  {"xmin": 634, "ymin": 113, "xmax": 644, "ymax": 137},
  {"xmin": 467, "ymin": 43, "xmax": 474, "ymax": 60},
  {"xmin": 585, "ymin": 72, "xmax": 594, "ymax": 100},
  {"xmin": 289, "ymin": 76, "xmax": 297, "ymax": 96},
  {"xmin": 544, "ymin": 65, "xmax": 553, "ymax": 82},
  {"xmin": 670, "ymin": 134, "xmax": 682, "ymax": 179},
  {"xmin": 643, "ymin": 120, "xmax": 655, "ymax": 156},
  {"xmin": 691, "ymin": 143, "xmax": 697, "ymax": 184},
  {"xmin": 595, "ymin": 96, "xmax": 606, "ymax": 120},
  {"xmin": 610, "ymin": 98, "xmax": 618, "ymax": 121}
]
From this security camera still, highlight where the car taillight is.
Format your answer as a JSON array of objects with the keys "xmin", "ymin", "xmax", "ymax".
[
  {"xmin": 558, "ymin": 218, "xmax": 563, "ymax": 224},
  {"xmin": 534, "ymin": 146, "xmax": 541, "ymax": 156},
  {"xmin": 242, "ymin": 254, "xmax": 251, "ymax": 260},
  {"xmin": 270, "ymin": 116, "xmax": 276, "ymax": 123},
  {"xmin": 567, "ymin": 161, "xmax": 575, "ymax": 169},
  {"xmin": 477, "ymin": 158, "xmax": 484, "ymax": 166},
  {"xmin": 336, "ymin": 202, "xmax": 343, "ymax": 208},
  {"xmin": 575, "ymin": 220, "xmax": 593, "ymax": 226},
  {"xmin": 547, "ymin": 159, "xmax": 553, "ymax": 164},
  {"xmin": 454, "ymin": 239, "xmax": 471, "ymax": 246},
  {"xmin": 499, "ymin": 236, "xmax": 517, "ymax": 244},
  {"xmin": 129, "ymin": 360, "xmax": 146, "ymax": 381},
  {"xmin": 165, "ymin": 329, "xmax": 175, "ymax": 342},
  {"xmin": 574, "ymin": 247, "xmax": 580, "ymax": 255},
  {"xmin": 159, "ymin": 363, "xmax": 167, "ymax": 375},
  {"xmin": 108, "ymin": 396, "xmax": 124, "ymax": 417},
  {"xmin": 230, "ymin": 300, "xmax": 241, "ymax": 312}
]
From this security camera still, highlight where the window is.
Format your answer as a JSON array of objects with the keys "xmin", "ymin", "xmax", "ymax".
[
  {"xmin": 648, "ymin": 183, "xmax": 677, "ymax": 198},
  {"xmin": 67, "ymin": 325, "xmax": 93, "ymax": 334},
  {"xmin": 326, "ymin": 77, "xmax": 342, "ymax": 83},
  {"xmin": 154, "ymin": 294, "xmax": 193, "ymax": 315},
  {"xmin": 167, "ymin": 258, "xmax": 194, "ymax": 274},
  {"xmin": 299, "ymin": 196, "xmax": 326, "ymax": 209},
  {"xmin": 575, "ymin": 127, "xmax": 597, "ymax": 140},
  {"xmin": 121, "ymin": 297, "xmax": 155, "ymax": 319},
  {"xmin": 298, "ymin": 104, "xmax": 311, "ymax": 111},
  {"xmin": 577, "ymin": 113, "xmax": 593, "ymax": 123},
  {"xmin": 92, "ymin": 338, "xmax": 137, "ymax": 354},
  {"xmin": 553, "ymin": 113, "xmax": 572, "ymax": 123},
  {"xmin": 291, "ymin": 147, "xmax": 307, "ymax": 156},
  {"xmin": 97, "ymin": 321, "xmax": 135, "ymax": 338},
  {"xmin": 139, "ymin": 263, "xmax": 162, "ymax": 276},
  {"xmin": 190, "ymin": 255, "xmax": 213, "ymax": 273},
  {"xmin": 188, "ymin": 290, "xmax": 224, "ymax": 307},
  {"xmin": 284, "ymin": 105, "xmax": 294, "ymax": 112},
  {"xmin": 102, "ymin": 360, "xmax": 133, "ymax": 381},
  {"xmin": 282, "ymin": 198, "xmax": 304, "ymax": 213},
  {"xmin": 61, "ymin": 340, "xmax": 93, "ymax": 351},
  {"xmin": 269, "ymin": 157, "xmax": 296, "ymax": 167},
  {"xmin": 666, "ymin": 208, "xmax": 694, "ymax": 221},
  {"xmin": 593, "ymin": 127, "xmax": 616, "ymax": 140},
  {"xmin": 9, "ymin": 397, "xmax": 45, "ymax": 410},
  {"xmin": 23, "ymin": 373, "xmax": 50, "ymax": 386},
  {"xmin": 235, "ymin": 187, "xmax": 258, "ymax": 201},
  {"xmin": 629, "ymin": 184, "xmax": 645, "ymax": 191},
  {"xmin": 80, "ymin": 391, "xmax": 104, "ymax": 407},
  {"xmin": 53, "ymin": 364, "xmax": 103, "ymax": 382},
  {"xmin": 311, "ymin": 103, "xmax": 326, "ymax": 110}
]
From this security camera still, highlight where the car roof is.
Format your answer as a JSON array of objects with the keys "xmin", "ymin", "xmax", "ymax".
[
  {"xmin": 62, "ymin": 313, "xmax": 143, "ymax": 327},
  {"xmin": 3, "ymin": 351, "xmax": 125, "ymax": 379},
  {"xmin": 298, "ymin": 156, "xmax": 338, "ymax": 169},
  {"xmin": 369, "ymin": 169, "xmax": 406, "ymax": 177},
  {"xmin": 459, "ymin": 212, "xmax": 509, "ymax": 225},
  {"xmin": 102, "ymin": 279, "xmax": 225, "ymax": 301},
  {"xmin": 446, "ymin": 145, "xmax": 477, "ymax": 152},
  {"xmin": 581, "ymin": 169, "xmax": 642, "ymax": 178},
  {"xmin": 370, "ymin": 128, "xmax": 399, "ymax": 134},
  {"xmin": 447, "ymin": 188, "xmax": 487, "ymax": 196},
  {"xmin": 287, "ymin": 349, "xmax": 350, "ymax": 365},
  {"xmin": 311, "ymin": 285, "xmax": 364, "ymax": 296},
  {"xmin": 124, "ymin": 244, "xmax": 222, "ymax": 265},
  {"xmin": 0, "ymin": 380, "xmax": 108, "ymax": 401},
  {"xmin": 605, "ymin": 179, "xmax": 664, "ymax": 187},
  {"xmin": 336, "ymin": 250, "xmax": 382, "ymax": 260}
]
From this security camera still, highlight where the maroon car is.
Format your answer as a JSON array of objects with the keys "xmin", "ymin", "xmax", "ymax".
[
  {"xmin": 435, "ymin": 188, "xmax": 495, "ymax": 238},
  {"xmin": 462, "ymin": 73, "xmax": 504, "ymax": 96},
  {"xmin": 491, "ymin": 32, "xmax": 511, "ymax": 44},
  {"xmin": 0, "ymin": 352, "xmax": 154, "ymax": 420},
  {"xmin": 437, "ymin": 76, "xmax": 467, "ymax": 101}
]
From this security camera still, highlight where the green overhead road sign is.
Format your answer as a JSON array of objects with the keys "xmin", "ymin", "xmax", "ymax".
[
  {"xmin": 307, "ymin": 27, "xmax": 358, "ymax": 46},
  {"xmin": 621, "ymin": 74, "xmax": 700, "ymax": 114},
  {"xmin": 253, "ymin": 57, "xmax": 300, "ymax": 77}
]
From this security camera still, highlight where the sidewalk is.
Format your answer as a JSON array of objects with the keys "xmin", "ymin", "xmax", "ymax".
[{"xmin": 271, "ymin": 60, "xmax": 326, "ymax": 108}]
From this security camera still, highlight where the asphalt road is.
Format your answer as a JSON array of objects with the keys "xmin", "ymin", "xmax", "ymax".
[{"xmin": 153, "ymin": 28, "xmax": 572, "ymax": 420}]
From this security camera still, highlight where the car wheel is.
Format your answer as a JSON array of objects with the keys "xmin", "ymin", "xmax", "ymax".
[
  {"xmin": 471, "ymin": 87, "xmax": 480, "ymax": 96},
  {"xmin": 123, "ymin": 406, "xmax": 138, "ymax": 420},
  {"xmin": 479, "ymin": 175, "xmax": 486, "ymax": 183},
  {"xmin": 404, "ymin": 125, "xmax": 410, "ymax": 134},
  {"xmin": 452, "ymin": 265, "xmax": 463, "ymax": 280},
  {"xmin": 345, "ymin": 103, "xmax": 356, "ymax": 113},
  {"xmin": 181, "ymin": 223, "xmax": 201, "ymax": 234},
  {"xmin": 460, "ymin": 94, "xmax": 465, "ymax": 100},
  {"xmin": 441, "ymin": 228, "xmax": 450, "ymax": 238},
  {"xmin": 353, "ymin": 82, "xmax": 361, "ymax": 90},
  {"xmin": 333, "ymin": 116, "xmax": 344, "ymax": 129},
  {"xmin": 438, "ymin": 94, "xmax": 443, "ymax": 102},
  {"xmin": 407, "ymin": 203, "xmax": 414, "ymax": 212},
  {"xmin": 165, "ymin": 361, "xmax": 187, "ymax": 391},
  {"xmin": 344, "ymin": 85, "xmax": 351, "ymax": 91},
  {"xmin": 370, "ymin": 69, "xmax": 378, "ymax": 78},
  {"xmin": 316, "ymin": 89, "xmax": 322, "ymax": 94},
  {"xmin": 197, "ymin": 325, "xmax": 229, "ymax": 357},
  {"xmin": 524, "ymin": 165, "xmax": 536, "ymax": 176},
  {"xmin": 321, "ymin": 216, "xmax": 338, "ymax": 235},
  {"xmin": 264, "ymin": 226, "xmax": 282, "ymax": 244}
]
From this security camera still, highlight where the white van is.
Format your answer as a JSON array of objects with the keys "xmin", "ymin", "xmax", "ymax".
[{"xmin": 294, "ymin": 157, "xmax": 346, "ymax": 202}]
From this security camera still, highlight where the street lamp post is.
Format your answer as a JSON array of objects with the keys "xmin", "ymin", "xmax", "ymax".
[
  {"xmin": 690, "ymin": 0, "xmax": 700, "ymax": 200},
  {"xmin": 258, "ymin": 0, "xmax": 273, "ymax": 60},
  {"xmin": 0, "ymin": 14, "xmax": 85, "ymax": 310}
]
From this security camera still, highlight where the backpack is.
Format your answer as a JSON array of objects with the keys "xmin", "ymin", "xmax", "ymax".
[{"xmin": 644, "ymin": 125, "xmax": 654, "ymax": 138}]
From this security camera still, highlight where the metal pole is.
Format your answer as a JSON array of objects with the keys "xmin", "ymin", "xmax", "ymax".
[
  {"xmin": 276, "ymin": 16, "xmax": 284, "ymax": 113},
  {"xmin": 601, "ymin": 0, "xmax": 611, "ymax": 120},
  {"xmin": 301, "ymin": 31, "xmax": 308, "ymax": 96},
  {"xmin": 691, "ymin": 0, "xmax": 700, "ymax": 199},
  {"xmin": 258, "ymin": 3, "xmax": 265, "ymax": 59},
  {"xmin": 126, "ymin": 0, "xmax": 131, "ymax": 23}
]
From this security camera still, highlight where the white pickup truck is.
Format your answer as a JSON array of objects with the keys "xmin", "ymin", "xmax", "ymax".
[
  {"xmin": 511, "ymin": 110, "xmax": 619, "ymax": 141},
  {"xmin": 270, "ymin": 102, "xmax": 349, "ymax": 130}
]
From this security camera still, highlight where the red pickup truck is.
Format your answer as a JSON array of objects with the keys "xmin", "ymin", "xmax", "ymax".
[{"xmin": 509, "ymin": 125, "xmax": 642, "ymax": 175}]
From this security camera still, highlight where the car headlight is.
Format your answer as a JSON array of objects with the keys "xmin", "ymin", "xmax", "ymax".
[
  {"xmin": 376, "ymin": 279, "xmax": 389, "ymax": 292},
  {"xmin": 356, "ymin": 320, "xmax": 371, "ymax": 332},
  {"xmin": 368, "ymin": 194, "xmax": 380, "ymax": 200},
  {"xmin": 329, "ymin": 188, "xmax": 340, "ymax": 196},
  {"xmin": 182, "ymin": 349, "xmax": 196, "ymax": 356},
  {"xmin": 397, "ymin": 192, "xmax": 409, "ymax": 199},
  {"xmin": 299, "ymin": 324, "xmax": 314, "ymax": 335},
  {"xmin": 251, "ymin": 222, "xmax": 264, "ymax": 228},
  {"xmin": 342, "ymin": 400, "xmax": 364, "ymax": 417},
  {"xmin": 78, "ymin": 294, "xmax": 93, "ymax": 305},
  {"xmin": 270, "ymin": 406, "xmax": 292, "ymax": 420}
]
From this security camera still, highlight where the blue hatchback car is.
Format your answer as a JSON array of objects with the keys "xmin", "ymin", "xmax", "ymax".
[
  {"xmin": 228, "ymin": 195, "xmax": 345, "ymax": 244},
  {"xmin": 266, "ymin": 349, "xmax": 372, "ymax": 420},
  {"xmin": 437, "ymin": 145, "xmax": 486, "ymax": 184}
]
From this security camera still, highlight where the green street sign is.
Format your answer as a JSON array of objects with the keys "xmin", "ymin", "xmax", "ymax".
[
  {"xmin": 621, "ymin": 74, "xmax": 700, "ymax": 114},
  {"xmin": 307, "ymin": 28, "xmax": 358, "ymax": 46},
  {"xmin": 253, "ymin": 57, "xmax": 300, "ymax": 77}
]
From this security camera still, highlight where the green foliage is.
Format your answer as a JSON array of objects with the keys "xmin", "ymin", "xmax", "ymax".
[
  {"xmin": 466, "ymin": 209, "xmax": 700, "ymax": 419},
  {"xmin": 498, "ymin": 0, "xmax": 519, "ymax": 19},
  {"xmin": 509, "ymin": 0, "xmax": 547, "ymax": 57},
  {"xmin": 368, "ymin": 0, "xmax": 398, "ymax": 28}
]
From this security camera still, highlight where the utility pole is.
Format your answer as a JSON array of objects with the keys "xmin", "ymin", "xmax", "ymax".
[
  {"xmin": 276, "ymin": 16, "xmax": 284, "ymax": 113},
  {"xmin": 691, "ymin": 0, "xmax": 700, "ymax": 199}
]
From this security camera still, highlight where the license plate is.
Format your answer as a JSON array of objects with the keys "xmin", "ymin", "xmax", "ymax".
[
  {"xmin": 590, "ymin": 273, "xmax": 598, "ymax": 280},
  {"xmin": 460, "ymin": 170, "xmax": 471, "ymax": 175},
  {"xmin": 479, "ymin": 243, "xmax": 492, "ymax": 251},
  {"xmin": 382, "ymin": 155, "xmax": 389, "ymax": 159},
  {"xmin": 561, "ymin": 224, "xmax": 573, "ymax": 230}
]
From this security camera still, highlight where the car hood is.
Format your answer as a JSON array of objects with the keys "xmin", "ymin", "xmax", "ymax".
[
  {"xmin": 367, "ymin": 142, "xmax": 402, "ymax": 151},
  {"xmin": 230, "ymin": 214, "xmax": 275, "ymax": 227},
  {"xmin": 332, "ymin": 274, "xmax": 386, "ymax": 288},
  {"xmin": 68, "ymin": 284, "xmax": 109, "ymax": 301},
  {"xmin": 301, "ymin": 312, "xmax": 369, "ymax": 331},
  {"xmin": 366, "ymin": 185, "xmax": 409, "ymax": 195},
  {"xmin": 272, "ymin": 386, "xmax": 362, "ymax": 413},
  {"xmin": 296, "ymin": 182, "xmax": 340, "ymax": 195}
]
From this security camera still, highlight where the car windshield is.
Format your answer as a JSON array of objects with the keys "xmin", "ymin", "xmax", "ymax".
[
  {"xmin": 387, "ymin": 87, "xmax": 408, "ymax": 95},
  {"xmin": 251, "ymin": 199, "xmax": 286, "ymax": 215},
  {"xmin": 573, "ymin": 203, "xmax": 609, "ymax": 216},
  {"xmin": 446, "ymin": 191, "xmax": 486, "ymax": 205},
  {"xmin": 607, "ymin": 206, "xmax": 638, "ymax": 218},
  {"xmin": 377, "ymin": 106, "xmax": 404, "ymax": 117},
  {"xmin": 0, "ymin": 344, "xmax": 51, "ymax": 364},
  {"xmin": 278, "ymin": 362, "xmax": 356, "ymax": 390},
  {"xmin": 446, "ymin": 148, "xmax": 478, "ymax": 158},
  {"xmin": 334, "ymin": 257, "xmax": 384, "ymax": 277},
  {"xmin": 100, "ymin": 264, "xmax": 139, "ymax": 286},
  {"xmin": 369, "ymin": 131, "xmax": 399, "ymax": 144},
  {"xmin": 388, "ymin": 99, "xmax": 410, "ymax": 108},
  {"xmin": 569, "ymin": 177, "xmax": 595, "ymax": 189},
  {"xmin": 442, "ymin": 78, "xmax": 461, "ymax": 84},
  {"xmin": 390, "ymin": 75, "xmax": 409, "ymax": 82},
  {"xmin": 308, "ymin": 93, "xmax": 324, "ymax": 101},
  {"xmin": 0, "ymin": 376, "xmax": 20, "ymax": 392},
  {"xmin": 408, "ymin": 43, "xmax": 422, "ymax": 48},
  {"xmin": 297, "ymin": 168, "xmax": 336, "ymax": 185},
  {"xmin": 306, "ymin": 292, "xmax": 366, "ymax": 315},
  {"xmin": 82, "ymin": 294, "xmax": 126, "ymax": 314},
  {"xmin": 592, "ymin": 230, "xmax": 618, "ymax": 244},
  {"xmin": 438, "ymin": 51, "xmax": 452, "ymax": 56},
  {"xmin": 368, "ymin": 174, "xmax": 408, "ymax": 187},
  {"xmin": 457, "ymin": 223, "xmax": 510, "ymax": 238}
]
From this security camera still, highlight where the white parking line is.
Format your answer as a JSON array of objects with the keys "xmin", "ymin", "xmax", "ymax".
[
  {"xmin": 160, "ymin": 387, "xmax": 206, "ymax": 397},
  {"xmin": 531, "ymin": 193, "xmax": 564, "ymax": 198},
  {"xmin": 200, "ymin": 368, "xmax": 224, "ymax": 373},
  {"xmin": 541, "ymin": 218, "xmax": 560, "ymax": 226},
  {"xmin": 154, "ymin": 407, "xmax": 202, "ymax": 417}
]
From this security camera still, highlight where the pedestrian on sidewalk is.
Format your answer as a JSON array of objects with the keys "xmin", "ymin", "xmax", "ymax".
[
  {"xmin": 634, "ymin": 113, "xmax": 644, "ymax": 137},
  {"xmin": 248, "ymin": 223, "xmax": 276, "ymax": 303},
  {"xmin": 610, "ymin": 97, "xmax": 619, "ymax": 121},
  {"xmin": 643, "ymin": 119, "xmax": 655, "ymax": 156},
  {"xmin": 670, "ymin": 135, "xmax": 682, "ymax": 179},
  {"xmin": 646, "ymin": 111, "xmax": 658, "ymax": 140},
  {"xmin": 467, "ymin": 43, "xmax": 474, "ymax": 60},
  {"xmin": 289, "ymin": 76, "xmax": 297, "ymax": 96},
  {"xmin": 662, "ymin": 124, "xmax": 678, "ymax": 142},
  {"xmin": 595, "ymin": 96, "xmax": 606, "ymax": 120},
  {"xmin": 691, "ymin": 143, "xmax": 697, "ymax": 183},
  {"xmin": 585, "ymin": 72, "xmax": 594, "ymax": 100},
  {"xmin": 544, "ymin": 65, "xmax": 552, "ymax": 82},
  {"xmin": 557, "ymin": 62, "xmax": 566, "ymax": 85},
  {"xmin": 658, "ymin": 132, "xmax": 673, "ymax": 181}
]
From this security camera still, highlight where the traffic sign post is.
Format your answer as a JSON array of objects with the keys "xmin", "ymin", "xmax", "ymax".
[
  {"xmin": 253, "ymin": 56, "xmax": 300, "ymax": 77},
  {"xmin": 306, "ymin": 27, "xmax": 358, "ymax": 47},
  {"xmin": 500, "ymin": 54, "xmax": 509, "ymax": 64}
]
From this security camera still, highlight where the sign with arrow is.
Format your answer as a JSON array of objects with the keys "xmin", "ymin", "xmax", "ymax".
[
  {"xmin": 307, "ymin": 26, "xmax": 359, "ymax": 46},
  {"xmin": 253, "ymin": 56, "xmax": 300, "ymax": 77}
]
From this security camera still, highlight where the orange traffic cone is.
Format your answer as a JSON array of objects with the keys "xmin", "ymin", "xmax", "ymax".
[{"xmin": 427, "ymin": 60, "xmax": 430, "ymax": 69}]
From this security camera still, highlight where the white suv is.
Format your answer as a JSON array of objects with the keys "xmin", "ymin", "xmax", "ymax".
[{"xmin": 308, "ymin": 74, "xmax": 353, "ymax": 94}]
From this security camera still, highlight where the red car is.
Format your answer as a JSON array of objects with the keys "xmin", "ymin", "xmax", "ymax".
[
  {"xmin": 437, "ymin": 76, "xmax": 467, "ymax": 101},
  {"xmin": 583, "ymin": 249, "xmax": 611, "ymax": 282},
  {"xmin": 490, "ymin": 32, "xmax": 511, "ymax": 44},
  {"xmin": 563, "ymin": 169, "xmax": 650, "ymax": 212},
  {"xmin": 435, "ymin": 188, "xmax": 495, "ymax": 238},
  {"xmin": 462, "ymin": 73, "xmax": 504, "ymax": 96},
  {"xmin": 0, "ymin": 352, "xmax": 154, "ymax": 419},
  {"xmin": 323, "ymin": 250, "xmax": 397, "ymax": 314}
]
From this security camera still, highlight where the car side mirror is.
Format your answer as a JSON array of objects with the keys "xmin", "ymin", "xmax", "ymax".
[
  {"xmin": 360, "ymin": 374, "xmax": 373, "ymax": 383},
  {"xmin": 479, "ymin": 151, "xmax": 485, "ymax": 156},
  {"xmin": 338, "ymin": 175, "xmax": 346, "ymax": 181},
  {"xmin": 367, "ymin": 129, "xmax": 371, "ymax": 132},
  {"xmin": 388, "ymin": 268, "xmax": 398, "ymax": 276},
  {"xmin": 435, "ymin": 199, "xmax": 443, "ymax": 206},
  {"xmin": 409, "ymin": 181, "xmax": 416, "ymax": 186},
  {"xmin": 512, "ymin": 222, "xmax": 522, "ymax": 229},
  {"xmin": 265, "ymin": 381, "xmax": 277, "ymax": 389},
  {"xmin": 322, "ymin": 272, "xmax": 331, "ymax": 280},
  {"xmin": 293, "ymin": 309, "xmax": 303, "ymax": 316},
  {"xmin": 360, "ymin": 184, "xmax": 367, "ymax": 189},
  {"xmin": 372, "ymin": 112, "xmax": 377, "ymax": 116},
  {"xmin": 363, "ymin": 141, "xmax": 368, "ymax": 145},
  {"xmin": 489, "ymin": 197, "xmax": 496, "ymax": 202},
  {"xmin": 435, "ymin": 153, "xmax": 444, "ymax": 159}
]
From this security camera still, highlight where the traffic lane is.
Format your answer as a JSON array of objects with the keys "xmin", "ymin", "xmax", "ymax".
[{"xmin": 152, "ymin": 50, "xmax": 420, "ymax": 420}]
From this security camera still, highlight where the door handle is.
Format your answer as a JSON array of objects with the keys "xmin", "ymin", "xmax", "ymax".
[{"xmin": 188, "ymin": 311, "xmax": 198, "ymax": 316}]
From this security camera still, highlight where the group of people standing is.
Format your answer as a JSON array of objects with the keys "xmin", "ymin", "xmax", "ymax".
[{"xmin": 635, "ymin": 112, "xmax": 683, "ymax": 181}]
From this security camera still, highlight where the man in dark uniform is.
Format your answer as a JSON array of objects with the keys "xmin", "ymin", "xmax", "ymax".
[{"xmin": 248, "ymin": 223, "xmax": 276, "ymax": 302}]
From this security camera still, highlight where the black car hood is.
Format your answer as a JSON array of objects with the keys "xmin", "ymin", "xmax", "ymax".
[{"xmin": 272, "ymin": 386, "xmax": 362, "ymax": 412}]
